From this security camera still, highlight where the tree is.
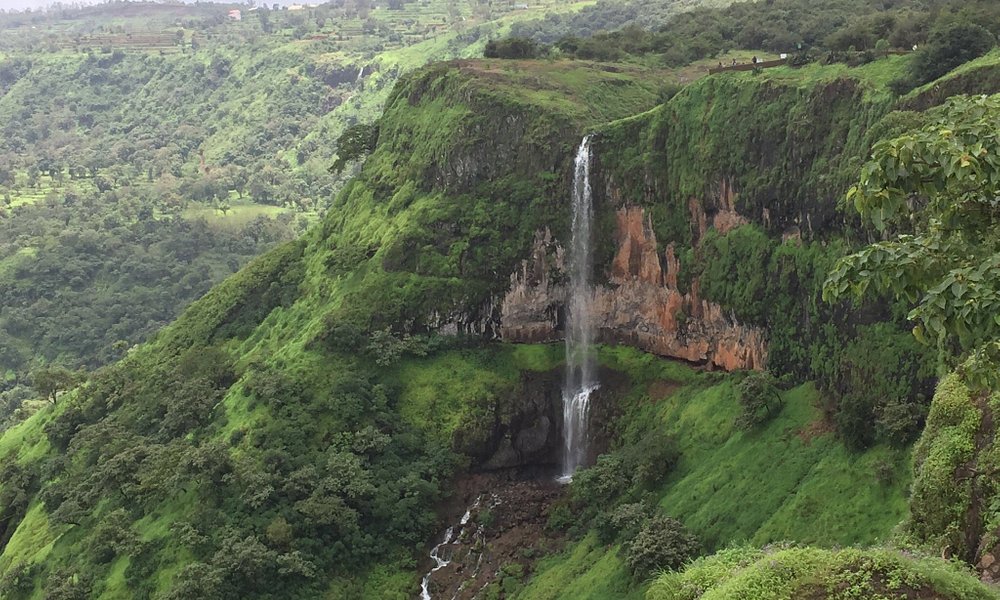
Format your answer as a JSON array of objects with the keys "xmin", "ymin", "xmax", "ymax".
[
  {"xmin": 875, "ymin": 38, "xmax": 889, "ymax": 57},
  {"xmin": 31, "ymin": 365, "xmax": 79, "ymax": 404},
  {"xmin": 908, "ymin": 22, "xmax": 995, "ymax": 86},
  {"xmin": 330, "ymin": 123, "xmax": 378, "ymax": 174},
  {"xmin": 735, "ymin": 370, "xmax": 781, "ymax": 430},
  {"xmin": 624, "ymin": 515, "xmax": 699, "ymax": 578},
  {"xmin": 824, "ymin": 95, "xmax": 1000, "ymax": 383},
  {"xmin": 483, "ymin": 37, "xmax": 544, "ymax": 59}
]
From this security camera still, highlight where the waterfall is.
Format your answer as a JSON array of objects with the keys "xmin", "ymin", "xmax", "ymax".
[
  {"xmin": 419, "ymin": 494, "xmax": 499, "ymax": 599},
  {"xmin": 559, "ymin": 136, "xmax": 598, "ymax": 483},
  {"xmin": 356, "ymin": 66, "xmax": 364, "ymax": 83}
]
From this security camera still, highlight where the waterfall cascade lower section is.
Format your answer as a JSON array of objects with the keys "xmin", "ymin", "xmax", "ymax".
[
  {"xmin": 420, "ymin": 494, "xmax": 500, "ymax": 600},
  {"xmin": 417, "ymin": 474, "xmax": 564, "ymax": 599},
  {"xmin": 559, "ymin": 136, "xmax": 598, "ymax": 483}
]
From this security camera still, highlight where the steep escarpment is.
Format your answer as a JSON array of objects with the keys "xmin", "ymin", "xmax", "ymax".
[
  {"xmin": 501, "ymin": 67, "xmax": 935, "ymax": 420},
  {"xmin": 322, "ymin": 60, "xmax": 665, "ymax": 337},
  {"xmin": 0, "ymin": 61, "xmax": 666, "ymax": 599}
]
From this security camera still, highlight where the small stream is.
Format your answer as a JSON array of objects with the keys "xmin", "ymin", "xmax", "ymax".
[{"xmin": 420, "ymin": 494, "xmax": 501, "ymax": 600}]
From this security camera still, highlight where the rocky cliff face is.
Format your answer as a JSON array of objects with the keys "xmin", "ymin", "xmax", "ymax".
[{"xmin": 501, "ymin": 202, "xmax": 767, "ymax": 371}]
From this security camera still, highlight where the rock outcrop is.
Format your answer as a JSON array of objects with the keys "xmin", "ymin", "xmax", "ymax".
[
  {"xmin": 500, "ymin": 228, "xmax": 566, "ymax": 343},
  {"xmin": 500, "ymin": 206, "xmax": 767, "ymax": 371}
]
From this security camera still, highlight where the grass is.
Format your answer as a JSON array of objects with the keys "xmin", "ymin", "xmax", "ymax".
[
  {"xmin": 518, "ymin": 368, "xmax": 913, "ymax": 600},
  {"xmin": 391, "ymin": 343, "xmax": 563, "ymax": 444},
  {"xmin": 650, "ymin": 382, "xmax": 910, "ymax": 549},
  {"xmin": 0, "ymin": 502, "xmax": 56, "ymax": 572},
  {"xmin": 514, "ymin": 533, "xmax": 645, "ymax": 600},
  {"xmin": 647, "ymin": 546, "xmax": 999, "ymax": 600},
  {"xmin": 97, "ymin": 556, "xmax": 132, "ymax": 600},
  {"xmin": 180, "ymin": 201, "xmax": 294, "ymax": 231},
  {"xmin": 759, "ymin": 53, "xmax": 911, "ymax": 90},
  {"xmin": 0, "ymin": 401, "xmax": 56, "ymax": 463}
]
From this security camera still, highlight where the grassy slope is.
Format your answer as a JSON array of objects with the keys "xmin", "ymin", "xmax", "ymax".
[
  {"xmin": 901, "ymin": 48, "xmax": 1000, "ymax": 110},
  {"xmin": 516, "ymin": 348, "xmax": 910, "ymax": 600},
  {"xmin": 646, "ymin": 546, "xmax": 998, "ymax": 600}
]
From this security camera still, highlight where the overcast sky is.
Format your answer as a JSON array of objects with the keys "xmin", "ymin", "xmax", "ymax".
[
  {"xmin": 0, "ymin": 0, "xmax": 250, "ymax": 11},
  {"xmin": 0, "ymin": 0, "xmax": 72, "ymax": 9}
]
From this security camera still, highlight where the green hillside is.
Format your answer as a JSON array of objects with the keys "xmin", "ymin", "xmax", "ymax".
[
  {"xmin": 0, "ymin": 0, "xmax": 603, "ymax": 413},
  {"xmin": 0, "ymin": 59, "xmax": 666, "ymax": 598},
  {"xmin": 4, "ymin": 1, "xmax": 1000, "ymax": 599}
]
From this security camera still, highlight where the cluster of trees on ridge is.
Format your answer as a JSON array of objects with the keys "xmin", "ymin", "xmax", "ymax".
[{"xmin": 492, "ymin": 0, "xmax": 1000, "ymax": 92}]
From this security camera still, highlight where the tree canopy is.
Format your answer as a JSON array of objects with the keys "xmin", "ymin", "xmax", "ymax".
[{"xmin": 825, "ymin": 94, "xmax": 1000, "ymax": 380}]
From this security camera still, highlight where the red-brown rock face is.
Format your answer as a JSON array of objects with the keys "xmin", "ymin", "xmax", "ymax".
[{"xmin": 500, "ymin": 206, "xmax": 768, "ymax": 371}]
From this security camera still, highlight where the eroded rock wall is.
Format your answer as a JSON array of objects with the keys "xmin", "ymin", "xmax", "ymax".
[{"xmin": 501, "ymin": 204, "xmax": 767, "ymax": 371}]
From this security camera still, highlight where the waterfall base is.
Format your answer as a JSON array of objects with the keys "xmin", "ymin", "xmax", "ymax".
[{"xmin": 559, "ymin": 383, "xmax": 600, "ymax": 483}]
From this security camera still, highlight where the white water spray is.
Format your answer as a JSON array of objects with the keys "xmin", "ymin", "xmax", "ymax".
[{"xmin": 559, "ymin": 136, "xmax": 598, "ymax": 483}]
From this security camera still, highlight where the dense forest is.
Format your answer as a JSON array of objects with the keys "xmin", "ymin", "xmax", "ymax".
[
  {"xmin": 0, "ymin": 0, "xmax": 574, "ymax": 426},
  {"xmin": 4, "ymin": 0, "xmax": 1000, "ymax": 599},
  {"xmin": 507, "ymin": 0, "xmax": 1000, "ymax": 91}
]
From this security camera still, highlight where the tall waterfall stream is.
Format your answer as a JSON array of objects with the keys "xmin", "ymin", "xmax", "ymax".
[
  {"xmin": 418, "ymin": 137, "xmax": 598, "ymax": 597},
  {"xmin": 559, "ymin": 135, "xmax": 598, "ymax": 483}
]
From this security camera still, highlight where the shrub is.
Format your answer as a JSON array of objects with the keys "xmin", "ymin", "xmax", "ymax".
[
  {"xmin": 625, "ymin": 515, "xmax": 700, "ymax": 578},
  {"xmin": 735, "ymin": 371, "xmax": 781, "ymax": 430},
  {"xmin": 628, "ymin": 429, "xmax": 679, "ymax": 489},
  {"xmin": 484, "ymin": 37, "xmax": 545, "ymax": 59},
  {"xmin": 596, "ymin": 502, "xmax": 653, "ymax": 545},
  {"xmin": 657, "ymin": 82, "xmax": 683, "ymax": 104},
  {"xmin": 908, "ymin": 22, "xmax": 995, "ymax": 86},
  {"xmin": 571, "ymin": 453, "xmax": 630, "ymax": 512}
]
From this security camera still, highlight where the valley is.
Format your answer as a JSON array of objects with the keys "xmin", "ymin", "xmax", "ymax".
[{"xmin": 5, "ymin": 1, "xmax": 1000, "ymax": 599}]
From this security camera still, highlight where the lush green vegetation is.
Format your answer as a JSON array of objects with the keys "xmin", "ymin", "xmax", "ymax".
[
  {"xmin": 593, "ymin": 64, "xmax": 940, "ymax": 451},
  {"xmin": 824, "ymin": 87, "xmax": 1000, "ymax": 570},
  {"xmin": 510, "ymin": 0, "xmax": 1000, "ymax": 71},
  {"xmin": 647, "ymin": 546, "xmax": 998, "ymax": 600},
  {"xmin": 518, "ymin": 352, "xmax": 917, "ymax": 599},
  {"xmin": 0, "ymin": 0, "xmax": 597, "ymax": 419},
  {"xmin": 5, "ymin": 1, "xmax": 1000, "ymax": 599},
  {"xmin": 0, "ymin": 55, "xmax": 665, "ymax": 598}
]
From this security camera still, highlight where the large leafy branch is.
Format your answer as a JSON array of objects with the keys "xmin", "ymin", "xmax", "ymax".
[{"xmin": 824, "ymin": 95, "xmax": 1000, "ymax": 358}]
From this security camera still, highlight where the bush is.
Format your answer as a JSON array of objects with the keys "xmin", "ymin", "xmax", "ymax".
[
  {"xmin": 735, "ymin": 371, "xmax": 781, "ymax": 430},
  {"xmin": 628, "ymin": 429, "xmax": 679, "ymax": 489},
  {"xmin": 908, "ymin": 22, "xmax": 995, "ymax": 86},
  {"xmin": 624, "ymin": 515, "xmax": 700, "ymax": 578},
  {"xmin": 595, "ymin": 502, "xmax": 653, "ymax": 545},
  {"xmin": 657, "ymin": 82, "xmax": 683, "ymax": 104},
  {"xmin": 571, "ymin": 453, "xmax": 630, "ymax": 512},
  {"xmin": 484, "ymin": 37, "xmax": 545, "ymax": 59},
  {"xmin": 825, "ymin": 324, "xmax": 935, "ymax": 451}
]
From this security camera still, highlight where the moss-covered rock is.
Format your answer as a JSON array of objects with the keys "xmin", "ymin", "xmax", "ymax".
[{"xmin": 908, "ymin": 369, "xmax": 1000, "ymax": 580}]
